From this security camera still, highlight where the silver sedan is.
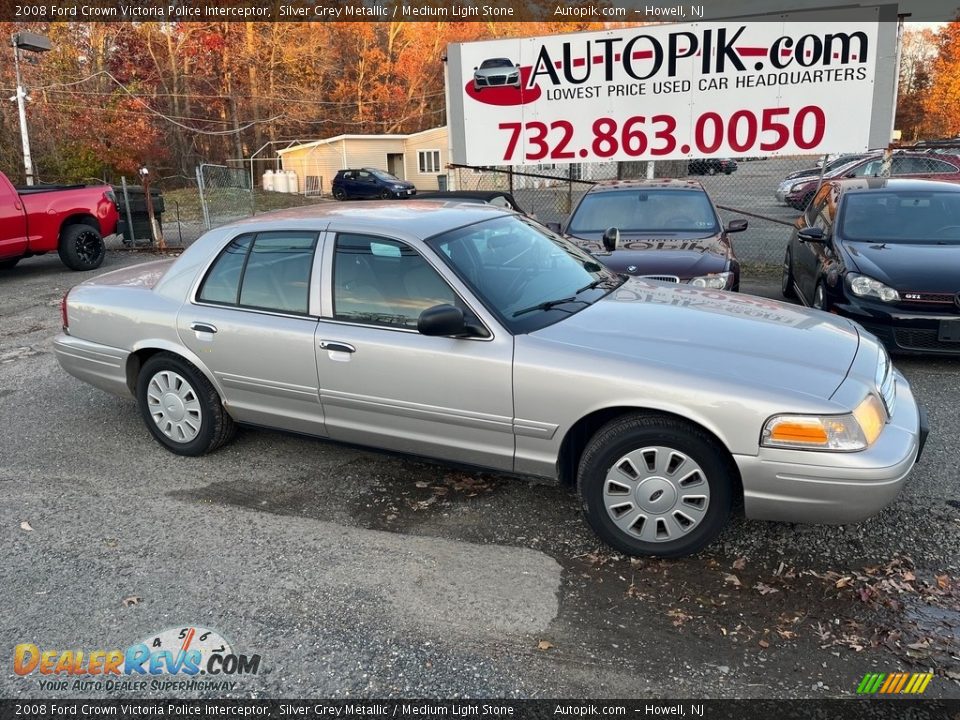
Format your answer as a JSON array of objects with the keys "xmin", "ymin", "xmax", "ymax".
[{"xmin": 54, "ymin": 202, "xmax": 927, "ymax": 557}]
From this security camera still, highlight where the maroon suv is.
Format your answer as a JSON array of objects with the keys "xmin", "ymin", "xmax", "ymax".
[{"xmin": 552, "ymin": 179, "xmax": 747, "ymax": 291}]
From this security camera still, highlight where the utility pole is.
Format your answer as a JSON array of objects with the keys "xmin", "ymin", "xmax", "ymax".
[{"xmin": 10, "ymin": 32, "xmax": 51, "ymax": 187}]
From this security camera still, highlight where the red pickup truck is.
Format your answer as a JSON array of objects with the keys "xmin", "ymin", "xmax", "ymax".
[{"xmin": 0, "ymin": 170, "xmax": 120, "ymax": 271}]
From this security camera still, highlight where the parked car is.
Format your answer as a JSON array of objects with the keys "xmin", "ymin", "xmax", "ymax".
[
  {"xmin": 0, "ymin": 170, "xmax": 119, "ymax": 271},
  {"xmin": 782, "ymin": 152, "xmax": 960, "ymax": 211},
  {"xmin": 688, "ymin": 158, "xmax": 737, "ymax": 175},
  {"xmin": 54, "ymin": 201, "xmax": 926, "ymax": 558},
  {"xmin": 413, "ymin": 190, "xmax": 525, "ymax": 214},
  {"xmin": 332, "ymin": 168, "xmax": 416, "ymax": 200},
  {"xmin": 551, "ymin": 179, "xmax": 746, "ymax": 290},
  {"xmin": 783, "ymin": 177, "xmax": 960, "ymax": 356},
  {"xmin": 473, "ymin": 58, "xmax": 521, "ymax": 91},
  {"xmin": 775, "ymin": 154, "xmax": 871, "ymax": 204}
]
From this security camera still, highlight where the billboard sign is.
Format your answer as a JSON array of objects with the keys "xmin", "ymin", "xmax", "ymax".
[{"xmin": 446, "ymin": 7, "xmax": 898, "ymax": 166}]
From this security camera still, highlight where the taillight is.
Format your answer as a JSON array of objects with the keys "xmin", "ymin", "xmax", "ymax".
[
  {"xmin": 60, "ymin": 291, "xmax": 69, "ymax": 332},
  {"xmin": 105, "ymin": 189, "xmax": 118, "ymax": 210}
]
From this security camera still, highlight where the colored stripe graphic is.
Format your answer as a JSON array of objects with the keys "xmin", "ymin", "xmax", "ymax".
[{"xmin": 857, "ymin": 672, "xmax": 932, "ymax": 694}]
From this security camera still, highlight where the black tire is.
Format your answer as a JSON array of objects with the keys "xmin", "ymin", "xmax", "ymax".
[
  {"xmin": 379, "ymin": 189, "xmax": 391, "ymax": 199},
  {"xmin": 813, "ymin": 280, "xmax": 829, "ymax": 311},
  {"xmin": 333, "ymin": 188, "xmax": 346, "ymax": 201},
  {"xmin": 0, "ymin": 257, "xmax": 20, "ymax": 270},
  {"xmin": 577, "ymin": 413, "xmax": 734, "ymax": 558},
  {"xmin": 136, "ymin": 352, "xmax": 236, "ymax": 457},
  {"xmin": 58, "ymin": 224, "xmax": 105, "ymax": 271},
  {"xmin": 781, "ymin": 247, "xmax": 797, "ymax": 299},
  {"xmin": 706, "ymin": 166, "xmax": 718, "ymax": 176}
]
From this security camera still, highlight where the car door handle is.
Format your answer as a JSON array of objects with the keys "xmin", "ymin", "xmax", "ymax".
[
  {"xmin": 190, "ymin": 322, "xmax": 218, "ymax": 334},
  {"xmin": 319, "ymin": 340, "xmax": 355, "ymax": 353}
]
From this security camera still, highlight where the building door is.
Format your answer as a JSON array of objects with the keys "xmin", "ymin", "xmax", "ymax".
[{"xmin": 387, "ymin": 153, "xmax": 405, "ymax": 180}]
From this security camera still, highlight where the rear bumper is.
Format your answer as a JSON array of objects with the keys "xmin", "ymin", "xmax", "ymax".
[
  {"xmin": 53, "ymin": 334, "xmax": 132, "ymax": 398},
  {"xmin": 736, "ymin": 372, "xmax": 923, "ymax": 525}
]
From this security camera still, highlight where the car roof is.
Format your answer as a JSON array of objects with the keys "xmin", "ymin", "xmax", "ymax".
[
  {"xmin": 216, "ymin": 200, "xmax": 511, "ymax": 239},
  {"xmin": 832, "ymin": 177, "xmax": 960, "ymax": 193},
  {"xmin": 585, "ymin": 178, "xmax": 706, "ymax": 193}
]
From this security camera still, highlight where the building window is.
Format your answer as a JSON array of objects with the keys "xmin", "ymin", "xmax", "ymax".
[{"xmin": 418, "ymin": 150, "xmax": 441, "ymax": 174}]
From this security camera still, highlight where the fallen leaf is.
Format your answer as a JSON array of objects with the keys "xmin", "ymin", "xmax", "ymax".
[
  {"xmin": 724, "ymin": 574, "xmax": 742, "ymax": 587},
  {"xmin": 414, "ymin": 481, "xmax": 430, "ymax": 488},
  {"xmin": 758, "ymin": 639, "xmax": 770, "ymax": 648},
  {"xmin": 122, "ymin": 596, "xmax": 141, "ymax": 607},
  {"xmin": 754, "ymin": 582, "xmax": 779, "ymax": 595},
  {"xmin": 777, "ymin": 629, "xmax": 797, "ymax": 640},
  {"xmin": 733, "ymin": 557, "xmax": 747, "ymax": 571},
  {"xmin": 835, "ymin": 576, "xmax": 853, "ymax": 589},
  {"xmin": 537, "ymin": 640, "xmax": 553, "ymax": 651},
  {"xmin": 20, "ymin": 521, "xmax": 33, "ymax": 532},
  {"xmin": 936, "ymin": 574, "xmax": 950, "ymax": 590},
  {"xmin": 907, "ymin": 640, "xmax": 930, "ymax": 650}
]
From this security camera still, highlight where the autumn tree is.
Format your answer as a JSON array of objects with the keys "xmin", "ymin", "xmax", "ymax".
[{"xmin": 922, "ymin": 21, "xmax": 960, "ymax": 139}]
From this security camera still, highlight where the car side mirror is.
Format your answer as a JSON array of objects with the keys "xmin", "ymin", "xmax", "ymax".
[
  {"xmin": 602, "ymin": 227, "xmax": 620, "ymax": 252},
  {"xmin": 797, "ymin": 226, "xmax": 825, "ymax": 243},
  {"xmin": 418, "ymin": 304, "xmax": 486, "ymax": 338},
  {"xmin": 725, "ymin": 218, "xmax": 748, "ymax": 233},
  {"xmin": 545, "ymin": 221, "xmax": 562, "ymax": 233}
]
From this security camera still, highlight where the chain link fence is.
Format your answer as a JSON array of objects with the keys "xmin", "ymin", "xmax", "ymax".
[{"xmin": 453, "ymin": 147, "xmax": 960, "ymax": 267}]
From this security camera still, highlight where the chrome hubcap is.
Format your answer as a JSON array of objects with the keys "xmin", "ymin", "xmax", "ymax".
[
  {"xmin": 603, "ymin": 446, "xmax": 710, "ymax": 543},
  {"xmin": 147, "ymin": 370, "xmax": 201, "ymax": 443}
]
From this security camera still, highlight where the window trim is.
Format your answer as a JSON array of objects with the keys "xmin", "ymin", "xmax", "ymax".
[
  {"xmin": 321, "ymin": 229, "xmax": 493, "ymax": 341},
  {"xmin": 418, "ymin": 149, "xmax": 442, "ymax": 175},
  {"xmin": 192, "ymin": 229, "xmax": 322, "ymax": 319}
]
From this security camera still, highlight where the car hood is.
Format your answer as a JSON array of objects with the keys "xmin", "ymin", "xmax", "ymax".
[
  {"xmin": 531, "ymin": 279, "xmax": 860, "ymax": 399},
  {"xmin": 570, "ymin": 232, "xmax": 729, "ymax": 277},
  {"xmin": 475, "ymin": 66, "xmax": 517, "ymax": 77},
  {"xmin": 843, "ymin": 240, "xmax": 960, "ymax": 290}
]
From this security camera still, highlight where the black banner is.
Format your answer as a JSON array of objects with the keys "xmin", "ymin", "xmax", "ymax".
[
  {"xmin": 1, "ymin": 700, "xmax": 959, "ymax": 720},
  {"xmin": 1, "ymin": 0, "xmax": 959, "ymax": 23}
]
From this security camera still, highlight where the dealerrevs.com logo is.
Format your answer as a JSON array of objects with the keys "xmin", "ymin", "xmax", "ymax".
[{"xmin": 13, "ymin": 626, "xmax": 262, "ymax": 692}]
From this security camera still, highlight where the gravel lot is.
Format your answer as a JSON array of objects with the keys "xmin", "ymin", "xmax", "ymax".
[{"xmin": 1, "ymin": 250, "xmax": 958, "ymax": 700}]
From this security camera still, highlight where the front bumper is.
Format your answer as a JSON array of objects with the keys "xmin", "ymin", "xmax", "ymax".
[
  {"xmin": 736, "ymin": 371, "xmax": 924, "ymax": 525},
  {"xmin": 836, "ymin": 301, "xmax": 960, "ymax": 356},
  {"xmin": 53, "ymin": 334, "xmax": 132, "ymax": 398},
  {"xmin": 392, "ymin": 188, "xmax": 417, "ymax": 199}
]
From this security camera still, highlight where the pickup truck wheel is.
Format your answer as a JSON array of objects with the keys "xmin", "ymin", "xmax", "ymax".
[
  {"xmin": 577, "ymin": 414, "xmax": 733, "ymax": 558},
  {"xmin": 0, "ymin": 258, "xmax": 20, "ymax": 270},
  {"xmin": 137, "ymin": 353, "xmax": 235, "ymax": 456},
  {"xmin": 58, "ymin": 224, "xmax": 105, "ymax": 271}
]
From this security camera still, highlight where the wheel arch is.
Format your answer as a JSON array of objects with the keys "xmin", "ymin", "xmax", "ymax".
[
  {"xmin": 60, "ymin": 213, "xmax": 102, "ymax": 237},
  {"xmin": 125, "ymin": 341, "xmax": 225, "ymax": 401},
  {"xmin": 556, "ymin": 406, "xmax": 743, "ymax": 502}
]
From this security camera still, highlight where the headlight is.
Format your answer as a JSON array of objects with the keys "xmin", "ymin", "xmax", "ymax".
[
  {"xmin": 689, "ymin": 272, "xmax": 732, "ymax": 289},
  {"xmin": 848, "ymin": 273, "xmax": 899, "ymax": 302},
  {"xmin": 392, "ymin": 184, "xmax": 405, "ymax": 190},
  {"xmin": 761, "ymin": 394, "xmax": 887, "ymax": 452},
  {"xmin": 790, "ymin": 182, "xmax": 810, "ymax": 193}
]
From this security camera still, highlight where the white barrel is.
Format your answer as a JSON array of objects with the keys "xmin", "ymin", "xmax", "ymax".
[
  {"xmin": 286, "ymin": 170, "xmax": 299, "ymax": 194},
  {"xmin": 273, "ymin": 170, "xmax": 289, "ymax": 193},
  {"xmin": 262, "ymin": 170, "xmax": 274, "ymax": 191}
]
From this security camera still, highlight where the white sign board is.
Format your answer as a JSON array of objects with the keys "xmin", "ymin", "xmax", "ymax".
[{"xmin": 446, "ymin": 9, "xmax": 896, "ymax": 166}]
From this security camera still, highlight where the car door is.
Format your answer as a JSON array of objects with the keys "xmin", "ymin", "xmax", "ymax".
[
  {"xmin": 0, "ymin": 177, "xmax": 28, "ymax": 260},
  {"xmin": 794, "ymin": 184, "xmax": 833, "ymax": 302},
  {"xmin": 314, "ymin": 231, "xmax": 515, "ymax": 471},
  {"xmin": 177, "ymin": 230, "xmax": 327, "ymax": 436},
  {"xmin": 355, "ymin": 170, "xmax": 379, "ymax": 198}
]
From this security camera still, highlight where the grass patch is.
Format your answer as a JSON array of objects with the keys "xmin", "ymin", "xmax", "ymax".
[{"xmin": 160, "ymin": 188, "xmax": 329, "ymax": 224}]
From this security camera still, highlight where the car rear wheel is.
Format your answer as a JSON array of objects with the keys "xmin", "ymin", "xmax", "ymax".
[
  {"xmin": 333, "ymin": 188, "xmax": 346, "ymax": 201},
  {"xmin": 137, "ymin": 353, "xmax": 235, "ymax": 457},
  {"xmin": 58, "ymin": 224, "xmax": 105, "ymax": 271},
  {"xmin": 577, "ymin": 414, "xmax": 734, "ymax": 558},
  {"xmin": 781, "ymin": 247, "xmax": 797, "ymax": 299}
]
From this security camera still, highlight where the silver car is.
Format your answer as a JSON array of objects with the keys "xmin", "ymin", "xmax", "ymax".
[
  {"xmin": 473, "ymin": 58, "xmax": 521, "ymax": 91},
  {"xmin": 54, "ymin": 202, "xmax": 928, "ymax": 558}
]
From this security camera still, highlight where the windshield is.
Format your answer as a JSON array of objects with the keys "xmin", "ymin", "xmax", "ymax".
[
  {"xmin": 428, "ymin": 215, "xmax": 621, "ymax": 332},
  {"xmin": 372, "ymin": 170, "xmax": 400, "ymax": 182},
  {"xmin": 840, "ymin": 191, "xmax": 960, "ymax": 243},
  {"xmin": 480, "ymin": 59, "xmax": 514, "ymax": 69},
  {"xmin": 568, "ymin": 189, "xmax": 720, "ymax": 235}
]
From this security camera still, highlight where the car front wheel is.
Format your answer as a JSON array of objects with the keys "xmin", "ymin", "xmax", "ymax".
[
  {"xmin": 137, "ymin": 353, "xmax": 236, "ymax": 456},
  {"xmin": 813, "ymin": 280, "xmax": 829, "ymax": 311},
  {"xmin": 781, "ymin": 247, "xmax": 797, "ymax": 299},
  {"xmin": 577, "ymin": 414, "xmax": 734, "ymax": 558}
]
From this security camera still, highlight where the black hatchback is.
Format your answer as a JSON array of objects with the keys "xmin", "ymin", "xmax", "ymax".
[
  {"xmin": 332, "ymin": 168, "xmax": 416, "ymax": 200},
  {"xmin": 782, "ymin": 178, "xmax": 960, "ymax": 355}
]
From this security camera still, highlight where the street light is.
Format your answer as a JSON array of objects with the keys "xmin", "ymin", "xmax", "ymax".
[{"xmin": 11, "ymin": 31, "xmax": 51, "ymax": 187}]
